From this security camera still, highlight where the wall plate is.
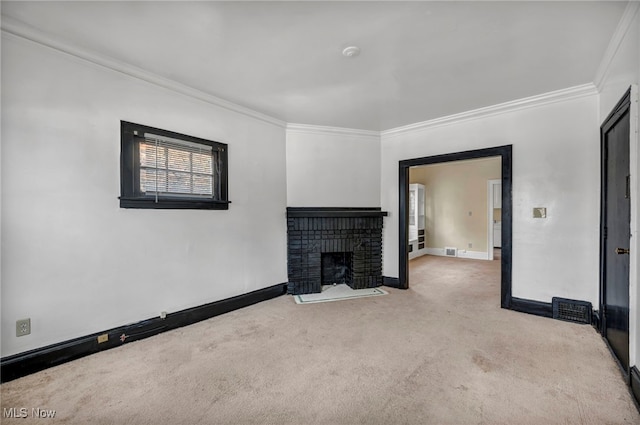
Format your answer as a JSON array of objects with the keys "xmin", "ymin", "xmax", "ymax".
[
  {"xmin": 16, "ymin": 318, "xmax": 31, "ymax": 337},
  {"xmin": 533, "ymin": 207, "xmax": 547, "ymax": 218}
]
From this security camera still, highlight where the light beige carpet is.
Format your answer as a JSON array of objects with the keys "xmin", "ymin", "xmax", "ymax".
[{"xmin": 1, "ymin": 254, "xmax": 639, "ymax": 424}]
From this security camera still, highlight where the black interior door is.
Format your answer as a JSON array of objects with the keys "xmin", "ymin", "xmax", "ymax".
[{"xmin": 601, "ymin": 89, "xmax": 631, "ymax": 373}]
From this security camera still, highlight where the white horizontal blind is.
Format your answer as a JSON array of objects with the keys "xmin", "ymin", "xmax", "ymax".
[{"xmin": 139, "ymin": 133, "xmax": 215, "ymax": 201}]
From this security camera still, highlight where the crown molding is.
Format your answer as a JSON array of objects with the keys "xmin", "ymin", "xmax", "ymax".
[
  {"xmin": 289, "ymin": 83, "xmax": 599, "ymax": 139},
  {"xmin": 0, "ymin": 16, "xmax": 286, "ymax": 128},
  {"xmin": 381, "ymin": 83, "xmax": 598, "ymax": 138},
  {"xmin": 594, "ymin": 1, "xmax": 640, "ymax": 92},
  {"xmin": 286, "ymin": 123, "xmax": 379, "ymax": 139}
]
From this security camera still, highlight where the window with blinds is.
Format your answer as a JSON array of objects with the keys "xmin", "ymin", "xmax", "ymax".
[
  {"xmin": 120, "ymin": 121, "xmax": 229, "ymax": 210},
  {"xmin": 140, "ymin": 134, "xmax": 216, "ymax": 199}
]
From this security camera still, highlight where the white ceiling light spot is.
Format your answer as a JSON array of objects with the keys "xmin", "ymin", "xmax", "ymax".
[{"xmin": 342, "ymin": 46, "xmax": 361, "ymax": 58}]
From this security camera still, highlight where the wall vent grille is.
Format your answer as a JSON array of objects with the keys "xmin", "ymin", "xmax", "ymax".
[
  {"xmin": 552, "ymin": 297, "xmax": 592, "ymax": 324},
  {"xmin": 444, "ymin": 247, "xmax": 457, "ymax": 257}
]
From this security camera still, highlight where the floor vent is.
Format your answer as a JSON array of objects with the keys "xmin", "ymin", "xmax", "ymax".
[
  {"xmin": 444, "ymin": 247, "xmax": 457, "ymax": 257},
  {"xmin": 552, "ymin": 297, "xmax": 592, "ymax": 324}
]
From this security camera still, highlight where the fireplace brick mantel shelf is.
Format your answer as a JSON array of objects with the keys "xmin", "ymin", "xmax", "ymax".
[{"xmin": 286, "ymin": 208, "xmax": 388, "ymax": 295}]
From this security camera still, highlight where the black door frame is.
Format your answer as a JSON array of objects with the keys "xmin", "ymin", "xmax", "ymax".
[
  {"xmin": 599, "ymin": 87, "xmax": 631, "ymax": 378},
  {"xmin": 398, "ymin": 145, "xmax": 513, "ymax": 309}
]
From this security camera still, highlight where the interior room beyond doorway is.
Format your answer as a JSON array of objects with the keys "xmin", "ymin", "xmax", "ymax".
[{"xmin": 408, "ymin": 156, "xmax": 502, "ymax": 265}]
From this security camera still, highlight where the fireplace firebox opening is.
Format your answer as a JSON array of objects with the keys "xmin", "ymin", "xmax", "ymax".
[{"xmin": 322, "ymin": 252, "xmax": 353, "ymax": 285}]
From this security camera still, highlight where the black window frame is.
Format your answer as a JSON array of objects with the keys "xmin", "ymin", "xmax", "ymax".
[{"xmin": 120, "ymin": 121, "xmax": 229, "ymax": 210}]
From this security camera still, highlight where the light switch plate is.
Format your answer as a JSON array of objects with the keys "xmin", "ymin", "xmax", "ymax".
[{"xmin": 533, "ymin": 207, "xmax": 547, "ymax": 218}]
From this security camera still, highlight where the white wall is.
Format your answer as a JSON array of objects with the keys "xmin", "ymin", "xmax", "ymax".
[
  {"xmin": 286, "ymin": 125, "xmax": 380, "ymax": 207},
  {"xmin": 596, "ymin": 4, "xmax": 640, "ymax": 370},
  {"xmin": 381, "ymin": 92, "xmax": 601, "ymax": 306},
  {"xmin": 1, "ymin": 34, "xmax": 288, "ymax": 357},
  {"xmin": 598, "ymin": 7, "xmax": 640, "ymax": 120}
]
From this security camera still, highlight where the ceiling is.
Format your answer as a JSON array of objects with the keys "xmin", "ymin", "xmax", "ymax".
[{"xmin": 1, "ymin": 1, "xmax": 628, "ymax": 131}]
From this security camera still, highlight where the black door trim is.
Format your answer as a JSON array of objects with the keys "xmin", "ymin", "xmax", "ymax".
[{"xmin": 398, "ymin": 145, "xmax": 513, "ymax": 309}]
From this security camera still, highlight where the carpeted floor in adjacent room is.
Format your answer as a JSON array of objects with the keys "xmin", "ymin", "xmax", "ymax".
[{"xmin": 2, "ymin": 253, "xmax": 639, "ymax": 424}]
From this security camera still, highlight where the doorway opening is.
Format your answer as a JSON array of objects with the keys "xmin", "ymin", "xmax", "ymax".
[
  {"xmin": 406, "ymin": 157, "xmax": 501, "ymax": 263},
  {"xmin": 399, "ymin": 145, "xmax": 513, "ymax": 309}
]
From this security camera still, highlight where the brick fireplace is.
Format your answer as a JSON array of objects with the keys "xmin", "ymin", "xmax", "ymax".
[{"xmin": 286, "ymin": 208, "xmax": 388, "ymax": 295}]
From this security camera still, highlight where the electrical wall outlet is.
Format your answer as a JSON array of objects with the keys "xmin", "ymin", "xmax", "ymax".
[
  {"xmin": 468, "ymin": 243, "xmax": 473, "ymax": 248},
  {"xmin": 16, "ymin": 318, "xmax": 31, "ymax": 337}
]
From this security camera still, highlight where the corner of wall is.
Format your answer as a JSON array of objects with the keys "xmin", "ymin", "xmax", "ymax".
[{"xmin": 594, "ymin": 1, "xmax": 640, "ymax": 92}]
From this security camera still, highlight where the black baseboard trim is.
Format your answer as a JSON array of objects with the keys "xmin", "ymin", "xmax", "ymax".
[
  {"xmin": 631, "ymin": 367, "xmax": 640, "ymax": 412},
  {"xmin": 509, "ymin": 297, "xmax": 553, "ymax": 318},
  {"xmin": 591, "ymin": 310, "xmax": 601, "ymax": 331},
  {"xmin": 383, "ymin": 276, "xmax": 401, "ymax": 288},
  {"xmin": 1, "ymin": 282, "xmax": 287, "ymax": 383}
]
